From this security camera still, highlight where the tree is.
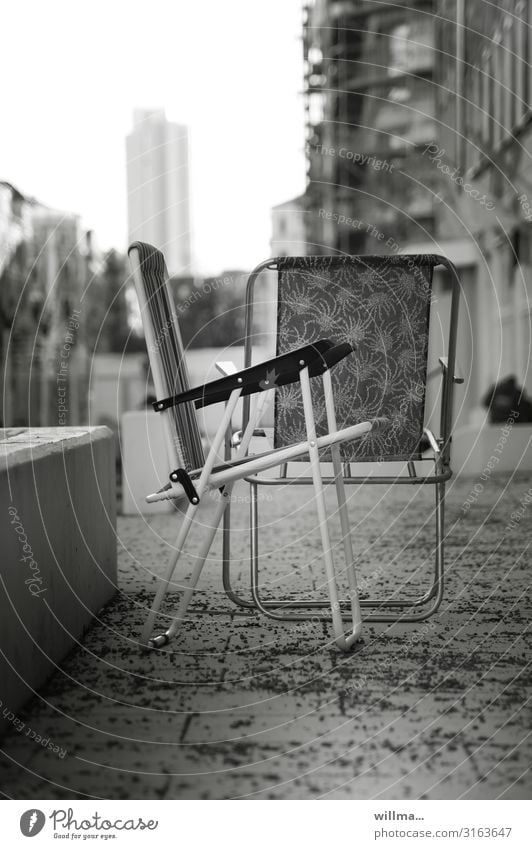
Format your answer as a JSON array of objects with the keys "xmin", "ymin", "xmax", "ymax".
[
  {"xmin": 169, "ymin": 271, "xmax": 246, "ymax": 348},
  {"xmin": 85, "ymin": 249, "xmax": 146, "ymax": 354}
]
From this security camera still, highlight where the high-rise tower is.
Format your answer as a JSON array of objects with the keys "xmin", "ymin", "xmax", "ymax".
[{"xmin": 126, "ymin": 108, "xmax": 191, "ymax": 274}]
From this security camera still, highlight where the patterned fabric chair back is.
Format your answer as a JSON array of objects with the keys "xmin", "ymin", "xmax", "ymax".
[
  {"xmin": 128, "ymin": 242, "xmax": 205, "ymax": 472},
  {"xmin": 275, "ymin": 255, "xmax": 435, "ymax": 462}
]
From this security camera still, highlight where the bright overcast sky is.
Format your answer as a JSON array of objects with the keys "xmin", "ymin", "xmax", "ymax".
[{"xmin": 1, "ymin": 0, "xmax": 306, "ymax": 275}]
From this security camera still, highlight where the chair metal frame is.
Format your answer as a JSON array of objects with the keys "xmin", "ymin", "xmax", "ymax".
[
  {"xmin": 128, "ymin": 242, "xmax": 388, "ymax": 651},
  {"xmin": 221, "ymin": 254, "xmax": 463, "ymax": 625}
]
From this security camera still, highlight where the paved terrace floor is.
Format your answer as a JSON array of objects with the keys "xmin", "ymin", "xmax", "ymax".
[{"xmin": 0, "ymin": 470, "xmax": 530, "ymax": 800}]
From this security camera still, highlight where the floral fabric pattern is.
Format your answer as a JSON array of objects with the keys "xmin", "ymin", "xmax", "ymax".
[{"xmin": 274, "ymin": 255, "xmax": 434, "ymax": 462}]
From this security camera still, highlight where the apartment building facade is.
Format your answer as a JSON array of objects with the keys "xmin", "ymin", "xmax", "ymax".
[{"xmin": 302, "ymin": 0, "xmax": 437, "ymax": 253}]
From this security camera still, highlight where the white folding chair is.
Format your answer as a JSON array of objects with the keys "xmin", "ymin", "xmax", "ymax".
[
  {"xmin": 226, "ymin": 253, "xmax": 462, "ymax": 625},
  {"xmin": 128, "ymin": 242, "xmax": 383, "ymax": 651}
]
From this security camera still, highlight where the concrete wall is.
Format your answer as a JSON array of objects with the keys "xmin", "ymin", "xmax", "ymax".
[
  {"xmin": 0, "ymin": 427, "xmax": 117, "ymax": 739},
  {"xmin": 121, "ymin": 410, "xmax": 174, "ymax": 515},
  {"xmin": 89, "ymin": 353, "xmax": 147, "ymax": 430},
  {"xmin": 452, "ymin": 421, "xmax": 532, "ymax": 477}
]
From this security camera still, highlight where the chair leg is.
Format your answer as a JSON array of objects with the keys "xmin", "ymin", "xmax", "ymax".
[
  {"xmin": 140, "ymin": 499, "xmax": 200, "ymax": 648},
  {"xmin": 221, "ymin": 413, "xmax": 255, "ymax": 611},
  {"xmin": 222, "ymin": 502, "xmax": 256, "ymax": 610},
  {"xmin": 163, "ymin": 482, "xmax": 252, "ymax": 645},
  {"xmin": 166, "ymin": 489, "xmax": 235, "ymax": 640},
  {"xmin": 249, "ymin": 479, "xmax": 446, "ymax": 625},
  {"xmin": 140, "ymin": 387, "xmax": 243, "ymax": 649},
  {"xmin": 322, "ymin": 369, "xmax": 362, "ymax": 633},
  {"xmin": 299, "ymin": 367, "xmax": 361, "ymax": 650},
  {"xmin": 363, "ymin": 478, "xmax": 445, "ymax": 622},
  {"xmin": 144, "ymin": 390, "xmax": 272, "ymax": 649},
  {"xmin": 248, "ymin": 371, "xmax": 363, "ymax": 644},
  {"xmin": 249, "ymin": 480, "xmax": 368, "ymax": 622}
]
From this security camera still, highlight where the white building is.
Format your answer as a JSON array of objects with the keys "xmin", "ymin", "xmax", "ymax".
[
  {"xmin": 270, "ymin": 195, "xmax": 308, "ymax": 257},
  {"xmin": 126, "ymin": 109, "xmax": 191, "ymax": 274}
]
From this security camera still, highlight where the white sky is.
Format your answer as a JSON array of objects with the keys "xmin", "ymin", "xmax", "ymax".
[{"xmin": 0, "ymin": 0, "xmax": 306, "ymax": 274}]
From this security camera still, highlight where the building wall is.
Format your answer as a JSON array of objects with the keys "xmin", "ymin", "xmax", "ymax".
[
  {"xmin": 298, "ymin": 1, "xmax": 532, "ymax": 437},
  {"xmin": 302, "ymin": 0, "xmax": 437, "ymax": 254},
  {"xmin": 434, "ymin": 0, "xmax": 532, "ymax": 408},
  {"xmin": 270, "ymin": 196, "xmax": 308, "ymax": 257}
]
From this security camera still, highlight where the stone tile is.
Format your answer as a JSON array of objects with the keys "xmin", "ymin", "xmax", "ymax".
[{"xmin": 1, "ymin": 473, "xmax": 530, "ymax": 799}]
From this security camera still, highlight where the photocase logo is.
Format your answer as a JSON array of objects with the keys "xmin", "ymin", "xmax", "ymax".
[{"xmin": 20, "ymin": 809, "xmax": 46, "ymax": 837}]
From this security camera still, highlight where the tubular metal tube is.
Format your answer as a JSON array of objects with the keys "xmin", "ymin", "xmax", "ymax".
[
  {"xmin": 322, "ymin": 368, "xmax": 362, "ymax": 634},
  {"xmin": 140, "ymin": 387, "xmax": 243, "ymax": 647}
]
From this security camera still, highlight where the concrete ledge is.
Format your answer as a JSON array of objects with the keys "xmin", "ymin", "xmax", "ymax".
[
  {"xmin": 0, "ymin": 427, "xmax": 117, "ymax": 739},
  {"xmin": 121, "ymin": 411, "xmax": 174, "ymax": 515},
  {"xmin": 452, "ymin": 422, "xmax": 532, "ymax": 477}
]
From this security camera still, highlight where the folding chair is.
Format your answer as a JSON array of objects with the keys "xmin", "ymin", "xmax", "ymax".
[
  {"xmin": 128, "ymin": 242, "xmax": 384, "ymax": 651},
  {"xmin": 222, "ymin": 254, "xmax": 462, "ymax": 624}
]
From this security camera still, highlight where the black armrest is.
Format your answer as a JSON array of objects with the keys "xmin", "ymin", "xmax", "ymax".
[{"xmin": 153, "ymin": 339, "xmax": 354, "ymax": 412}]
